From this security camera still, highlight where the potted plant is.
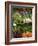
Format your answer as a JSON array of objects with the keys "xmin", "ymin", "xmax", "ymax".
[{"xmin": 12, "ymin": 8, "xmax": 32, "ymax": 38}]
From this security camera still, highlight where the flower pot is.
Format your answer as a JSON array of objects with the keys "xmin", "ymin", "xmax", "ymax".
[
  {"xmin": 22, "ymin": 32, "xmax": 32, "ymax": 37},
  {"xmin": 22, "ymin": 32, "xmax": 27, "ymax": 37},
  {"xmin": 26, "ymin": 32, "xmax": 32, "ymax": 37}
]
